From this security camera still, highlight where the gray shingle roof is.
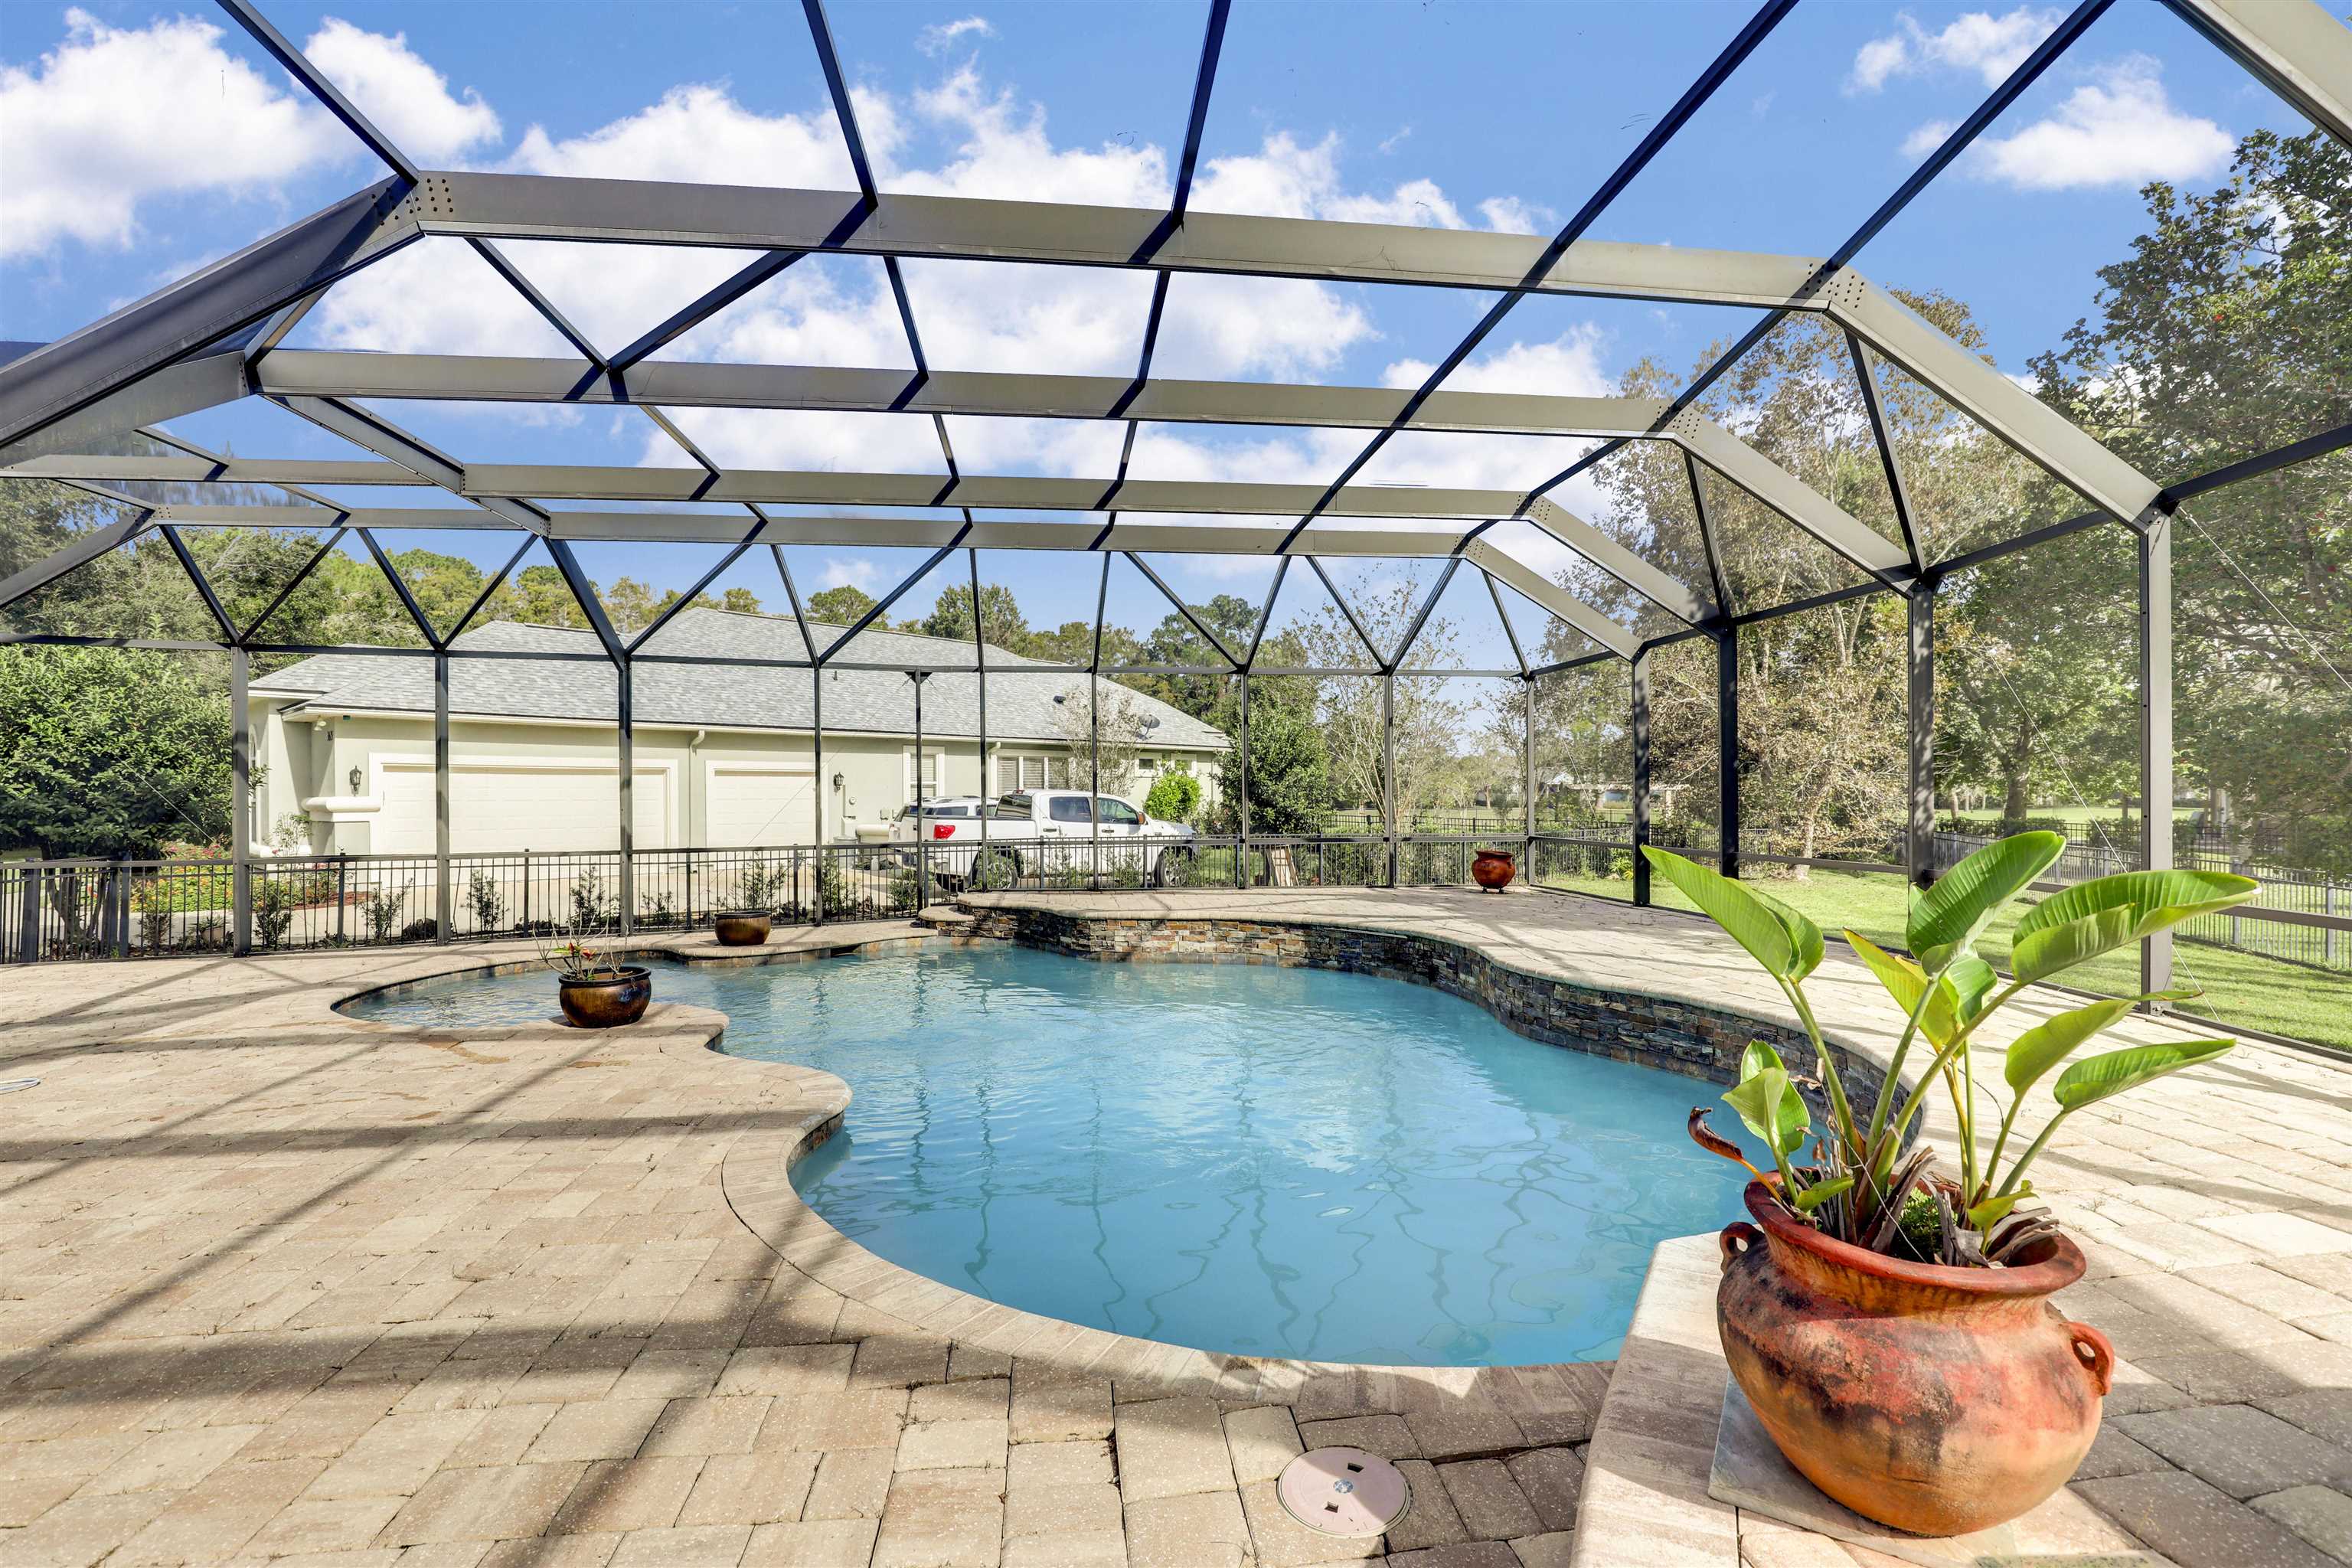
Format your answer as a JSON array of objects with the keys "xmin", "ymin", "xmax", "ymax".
[{"xmin": 253, "ymin": 609, "xmax": 1227, "ymax": 750}]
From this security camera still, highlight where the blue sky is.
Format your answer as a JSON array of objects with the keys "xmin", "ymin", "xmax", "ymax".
[{"xmin": 0, "ymin": 1, "xmax": 2322, "ymax": 668}]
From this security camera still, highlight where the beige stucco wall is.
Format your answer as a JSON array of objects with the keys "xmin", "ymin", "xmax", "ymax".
[{"xmin": 255, "ymin": 700, "xmax": 1221, "ymax": 855}]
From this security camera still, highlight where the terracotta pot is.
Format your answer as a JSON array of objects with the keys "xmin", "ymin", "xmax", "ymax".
[
  {"xmin": 1717, "ymin": 1180, "xmax": 2111, "ymax": 1537},
  {"xmin": 714, "ymin": 910, "xmax": 772, "ymax": 946},
  {"xmin": 558, "ymin": 967, "xmax": 652, "ymax": 1028},
  {"xmin": 1470, "ymin": 850, "xmax": 1517, "ymax": 891}
]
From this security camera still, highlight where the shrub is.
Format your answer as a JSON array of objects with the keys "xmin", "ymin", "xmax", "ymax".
[
  {"xmin": 1144, "ymin": 769, "xmax": 1202, "ymax": 824},
  {"xmin": 253, "ymin": 877, "xmax": 296, "ymax": 949},
  {"xmin": 466, "ymin": 870, "xmax": 506, "ymax": 934}
]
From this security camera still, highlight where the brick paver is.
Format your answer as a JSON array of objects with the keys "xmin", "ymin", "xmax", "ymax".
[{"xmin": 11, "ymin": 892, "xmax": 2352, "ymax": 1566}]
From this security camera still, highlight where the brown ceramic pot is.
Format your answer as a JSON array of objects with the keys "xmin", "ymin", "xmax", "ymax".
[
  {"xmin": 557, "ymin": 967, "xmax": 652, "ymax": 1028},
  {"xmin": 1717, "ymin": 1180, "xmax": 2112, "ymax": 1537},
  {"xmin": 714, "ymin": 910, "xmax": 772, "ymax": 946},
  {"xmin": 1470, "ymin": 850, "xmax": 1517, "ymax": 891}
]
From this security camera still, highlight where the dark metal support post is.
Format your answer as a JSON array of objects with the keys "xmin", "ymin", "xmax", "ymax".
[
  {"xmin": 1632, "ymin": 652, "xmax": 1653, "ymax": 906},
  {"xmin": 972, "ymin": 554, "xmax": 991, "ymax": 878},
  {"xmin": 1088, "ymin": 674, "xmax": 1101, "ymax": 887},
  {"xmin": 231, "ymin": 646, "xmax": 251, "ymax": 955},
  {"xmin": 1716, "ymin": 631, "xmax": 1740, "ymax": 880},
  {"xmin": 435, "ymin": 649, "xmax": 452, "ymax": 939},
  {"xmin": 1236, "ymin": 675, "xmax": 1250, "ymax": 888},
  {"xmin": 616, "ymin": 658, "xmax": 634, "ymax": 936},
  {"xmin": 1524, "ymin": 675, "xmax": 1537, "ymax": 848},
  {"xmin": 1906, "ymin": 585, "xmax": 1936, "ymax": 889},
  {"xmin": 812, "ymin": 669, "xmax": 826, "ymax": 923},
  {"xmin": 1383, "ymin": 671, "xmax": 1398, "ymax": 887},
  {"xmin": 2140, "ymin": 515, "xmax": 2174, "ymax": 1004},
  {"xmin": 912, "ymin": 671, "xmax": 929, "ymax": 910}
]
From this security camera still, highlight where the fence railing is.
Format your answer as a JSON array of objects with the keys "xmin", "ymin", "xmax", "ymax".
[
  {"xmin": 4, "ymin": 831, "xmax": 1563, "ymax": 962},
  {"xmin": 1930, "ymin": 830, "xmax": 2348, "ymax": 971}
]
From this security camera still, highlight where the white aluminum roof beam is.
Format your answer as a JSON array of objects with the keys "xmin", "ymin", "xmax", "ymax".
[
  {"xmin": 131, "ymin": 507, "xmax": 1481, "ymax": 556},
  {"xmin": 2165, "ymin": 0, "xmax": 2352, "ymax": 149},
  {"xmin": 393, "ymin": 171, "xmax": 2158, "ymax": 525}
]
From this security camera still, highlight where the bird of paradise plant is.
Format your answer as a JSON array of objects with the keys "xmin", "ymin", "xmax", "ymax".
[{"xmin": 1651, "ymin": 833, "xmax": 2258, "ymax": 1265}]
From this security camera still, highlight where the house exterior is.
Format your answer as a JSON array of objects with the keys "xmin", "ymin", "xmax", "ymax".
[{"xmin": 250, "ymin": 609, "xmax": 1227, "ymax": 856}]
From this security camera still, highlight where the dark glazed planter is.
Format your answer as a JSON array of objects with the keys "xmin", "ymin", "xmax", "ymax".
[
  {"xmin": 714, "ymin": 910, "xmax": 773, "ymax": 946},
  {"xmin": 1718, "ymin": 1180, "xmax": 2111, "ymax": 1537},
  {"xmin": 1471, "ymin": 849, "xmax": 1517, "ymax": 891},
  {"xmin": 558, "ymin": 966, "xmax": 652, "ymax": 1028}
]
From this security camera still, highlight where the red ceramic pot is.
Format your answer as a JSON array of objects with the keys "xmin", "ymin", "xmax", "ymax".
[
  {"xmin": 1717, "ymin": 1180, "xmax": 2111, "ymax": 1537},
  {"xmin": 1470, "ymin": 850, "xmax": 1517, "ymax": 891}
]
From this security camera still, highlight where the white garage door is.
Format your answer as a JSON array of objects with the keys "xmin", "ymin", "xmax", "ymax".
[
  {"xmin": 377, "ymin": 762, "xmax": 669, "ymax": 854},
  {"xmin": 707, "ymin": 766, "xmax": 815, "ymax": 848}
]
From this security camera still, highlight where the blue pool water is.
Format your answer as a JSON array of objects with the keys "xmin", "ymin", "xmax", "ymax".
[{"xmin": 345, "ymin": 947, "xmax": 1764, "ymax": 1364}]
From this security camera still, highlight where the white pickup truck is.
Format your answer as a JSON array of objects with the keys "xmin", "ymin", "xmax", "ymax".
[{"xmin": 888, "ymin": 789, "xmax": 1200, "ymax": 889}]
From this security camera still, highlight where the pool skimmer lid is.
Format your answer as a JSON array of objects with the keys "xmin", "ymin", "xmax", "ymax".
[{"xmin": 1276, "ymin": 1446, "xmax": 1410, "ymax": 1538}]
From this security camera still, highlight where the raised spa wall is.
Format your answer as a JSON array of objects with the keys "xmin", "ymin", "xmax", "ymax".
[{"xmin": 953, "ymin": 903, "xmax": 1896, "ymax": 1122}]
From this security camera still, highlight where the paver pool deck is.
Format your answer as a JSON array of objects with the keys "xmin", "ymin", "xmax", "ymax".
[{"xmin": 8, "ymin": 887, "xmax": 2352, "ymax": 1567}]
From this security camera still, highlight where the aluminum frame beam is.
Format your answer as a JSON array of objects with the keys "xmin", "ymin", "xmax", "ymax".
[
  {"xmin": 0, "ymin": 180, "xmax": 414, "ymax": 453},
  {"xmin": 364, "ymin": 169, "xmax": 2157, "ymax": 521},
  {"xmin": 2164, "ymin": 0, "xmax": 2352, "ymax": 148}
]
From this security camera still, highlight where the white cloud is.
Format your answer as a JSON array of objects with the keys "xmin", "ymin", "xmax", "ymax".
[
  {"xmin": 305, "ymin": 18, "xmax": 501, "ymax": 162},
  {"xmin": 816, "ymin": 557, "xmax": 882, "ymax": 591},
  {"xmin": 1900, "ymin": 120, "xmax": 1955, "ymax": 160},
  {"xmin": 1477, "ymin": 196, "xmax": 1547, "ymax": 237},
  {"xmin": 1377, "ymin": 123, "xmax": 1413, "ymax": 155},
  {"xmin": 1847, "ymin": 8, "xmax": 2062, "ymax": 94},
  {"xmin": 0, "ymin": 8, "xmax": 338, "ymax": 256},
  {"xmin": 0, "ymin": 10, "xmax": 514, "ymax": 258},
  {"xmin": 505, "ymin": 83, "xmax": 861, "ymax": 187},
  {"xmin": 1955, "ymin": 57, "xmax": 2233, "ymax": 190},
  {"xmin": 1380, "ymin": 325, "xmax": 1612, "ymax": 398},
  {"xmin": 917, "ymin": 16, "xmax": 995, "ymax": 55}
]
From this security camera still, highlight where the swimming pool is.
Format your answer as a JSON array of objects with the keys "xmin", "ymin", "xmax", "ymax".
[{"xmin": 345, "ymin": 946, "xmax": 1766, "ymax": 1365}]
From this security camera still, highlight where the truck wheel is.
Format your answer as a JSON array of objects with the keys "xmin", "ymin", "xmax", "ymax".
[
  {"xmin": 1153, "ymin": 846, "xmax": 1196, "ymax": 889},
  {"xmin": 972, "ymin": 848, "xmax": 1018, "ymax": 891}
]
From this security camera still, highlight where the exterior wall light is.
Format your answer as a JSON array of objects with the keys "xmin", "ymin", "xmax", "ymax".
[{"xmin": 348, "ymin": 766, "xmax": 363, "ymax": 792}]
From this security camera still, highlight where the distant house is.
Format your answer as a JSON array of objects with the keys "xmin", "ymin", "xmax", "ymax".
[{"xmin": 250, "ymin": 609, "xmax": 1227, "ymax": 855}]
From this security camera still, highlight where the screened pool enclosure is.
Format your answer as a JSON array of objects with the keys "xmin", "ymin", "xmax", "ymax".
[{"xmin": 2, "ymin": 0, "xmax": 2347, "ymax": 1048}]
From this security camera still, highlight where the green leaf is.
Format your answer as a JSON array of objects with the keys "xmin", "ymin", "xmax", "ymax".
[
  {"xmin": 1844, "ymin": 933, "xmax": 1993, "ymax": 1050},
  {"xmin": 1740, "ymin": 1040, "xmax": 1788, "ymax": 1082},
  {"xmin": 1967, "ymin": 1186, "xmax": 2031, "ymax": 1230},
  {"xmin": 1642, "ymin": 846, "xmax": 1796, "ymax": 980},
  {"xmin": 1845, "ymin": 928, "xmax": 1928, "ymax": 1013},
  {"xmin": 1723, "ymin": 1066, "xmax": 1809, "ymax": 1157},
  {"xmin": 2053, "ymin": 1038, "xmax": 2236, "ymax": 1111},
  {"xmin": 1946, "ymin": 957, "xmax": 1998, "ymax": 1019},
  {"xmin": 2011, "ymin": 906, "xmax": 2138, "ymax": 984},
  {"xmin": 1908, "ymin": 831, "xmax": 2066, "ymax": 972},
  {"xmin": 1750, "ymin": 886, "xmax": 1825, "ymax": 984},
  {"xmin": 2014, "ymin": 870, "xmax": 2261, "ymax": 948},
  {"xmin": 2004, "ymin": 998, "xmax": 2137, "ymax": 1096},
  {"xmin": 1792, "ymin": 1175, "xmax": 1854, "ymax": 1214}
]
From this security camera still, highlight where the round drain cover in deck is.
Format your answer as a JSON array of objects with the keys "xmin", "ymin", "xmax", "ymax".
[{"xmin": 1276, "ymin": 1446, "xmax": 1410, "ymax": 1538}]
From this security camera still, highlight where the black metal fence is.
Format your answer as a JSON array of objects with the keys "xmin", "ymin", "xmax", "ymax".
[
  {"xmin": 1930, "ymin": 829, "xmax": 2348, "ymax": 972},
  {"xmin": 2, "ymin": 832, "xmax": 1557, "ymax": 962}
]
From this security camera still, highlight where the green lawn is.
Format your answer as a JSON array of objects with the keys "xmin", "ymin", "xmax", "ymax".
[{"xmin": 1534, "ymin": 863, "xmax": 2352, "ymax": 1054}]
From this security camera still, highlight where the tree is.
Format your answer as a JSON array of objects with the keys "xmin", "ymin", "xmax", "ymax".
[
  {"xmin": 805, "ymin": 584, "xmax": 878, "ymax": 627},
  {"xmin": 0, "ymin": 646, "xmax": 232, "ymax": 856},
  {"xmin": 1050, "ymin": 679, "xmax": 1154, "ymax": 799},
  {"xmin": 919, "ymin": 581, "xmax": 1030, "ymax": 650},
  {"xmin": 2028, "ymin": 127, "xmax": 2350, "ymax": 838},
  {"xmin": 1295, "ymin": 571, "xmax": 1463, "ymax": 829},
  {"xmin": 1215, "ymin": 676, "xmax": 1332, "ymax": 834}
]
